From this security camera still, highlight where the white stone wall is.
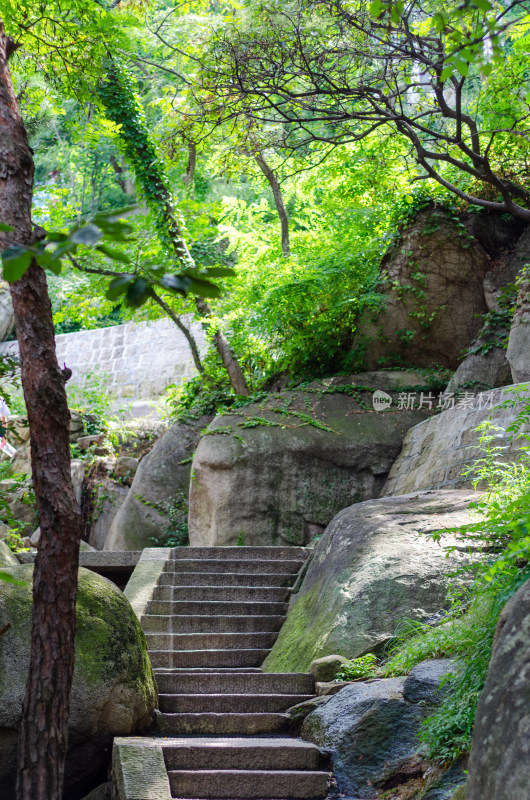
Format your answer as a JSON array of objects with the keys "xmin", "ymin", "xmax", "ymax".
[
  {"xmin": 383, "ymin": 383, "xmax": 530, "ymax": 496},
  {"xmin": 0, "ymin": 317, "xmax": 206, "ymax": 405}
]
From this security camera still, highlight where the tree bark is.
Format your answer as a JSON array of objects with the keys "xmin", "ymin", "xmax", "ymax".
[
  {"xmin": 182, "ymin": 141, "xmax": 196, "ymax": 187},
  {"xmin": 255, "ymin": 152, "xmax": 291, "ymax": 258},
  {"xmin": 0, "ymin": 26, "xmax": 83, "ymax": 800}
]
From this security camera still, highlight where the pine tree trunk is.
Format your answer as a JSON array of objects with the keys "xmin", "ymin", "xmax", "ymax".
[{"xmin": 0, "ymin": 26, "xmax": 83, "ymax": 800}]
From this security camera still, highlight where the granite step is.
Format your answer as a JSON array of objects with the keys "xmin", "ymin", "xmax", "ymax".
[
  {"xmin": 149, "ymin": 649, "xmax": 272, "ymax": 669},
  {"xmin": 165, "ymin": 559, "xmax": 304, "ymax": 575},
  {"xmin": 146, "ymin": 632, "xmax": 277, "ymax": 652},
  {"xmin": 157, "ymin": 712, "xmax": 290, "ymax": 736},
  {"xmin": 141, "ymin": 614, "xmax": 286, "ymax": 634},
  {"xmin": 167, "ymin": 768, "xmax": 329, "ymax": 799},
  {"xmin": 159, "ymin": 693, "xmax": 313, "ymax": 713},
  {"xmin": 169, "ymin": 547, "xmax": 307, "ymax": 561},
  {"xmin": 152, "ymin": 586, "xmax": 290, "ymax": 603},
  {"xmin": 146, "ymin": 601, "xmax": 288, "ymax": 617},
  {"xmin": 155, "ymin": 671, "xmax": 315, "ymax": 695},
  {"xmin": 159, "ymin": 572, "xmax": 296, "ymax": 588},
  {"xmin": 162, "ymin": 737, "xmax": 325, "ymax": 771}
]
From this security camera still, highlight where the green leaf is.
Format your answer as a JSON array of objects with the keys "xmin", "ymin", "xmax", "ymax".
[
  {"xmin": 0, "ymin": 571, "xmax": 26, "ymax": 585},
  {"xmin": 96, "ymin": 244, "xmax": 131, "ymax": 264},
  {"xmin": 0, "ymin": 223, "xmax": 14, "ymax": 233},
  {"xmin": 405, "ymin": 194, "xmax": 414, "ymax": 204},
  {"xmin": 160, "ymin": 274, "xmax": 192, "ymax": 294},
  {"xmin": 34, "ymin": 249, "xmax": 61, "ymax": 275},
  {"xmin": 94, "ymin": 205, "xmax": 138, "ymax": 226},
  {"xmin": 472, "ymin": 0, "xmax": 492, "ymax": 11},
  {"xmin": 1, "ymin": 246, "xmax": 32, "ymax": 282},
  {"xmin": 46, "ymin": 231, "xmax": 68, "ymax": 243},
  {"xmin": 440, "ymin": 66, "xmax": 454, "ymax": 82},
  {"xmin": 125, "ymin": 277, "xmax": 151, "ymax": 308},
  {"xmin": 203, "ymin": 267, "xmax": 236, "ymax": 278},
  {"xmin": 70, "ymin": 224, "xmax": 102, "ymax": 246},
  {"xmin": 105, "ymin": 274, "xmax": 135, "ymax": 301},
  {"xmin": 369, "ymin": 0, "xmax": 383, "ymax": 18},
  {"xmin": 188, "ymin": 277, "xmax": 222, "ymax": 298}
]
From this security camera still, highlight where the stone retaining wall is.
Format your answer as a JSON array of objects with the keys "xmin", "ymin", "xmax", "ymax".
[
  {"xmin": 383, "ymin": 384, "xmax": 530, "ymax": 496},
  {"xmin": 0, "ymin": 317, "xmax": 205, "ymax": 409}
]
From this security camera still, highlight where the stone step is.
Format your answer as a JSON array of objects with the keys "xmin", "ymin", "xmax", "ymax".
[
  {"xmin": 155, "ymin": 671, "xmax": 315, "ymax": 695},
  {"xmin": 146, "ymin": 632, "xmax": 277, "ymax": 652},
  {"xmin": 162, "ymin": 738, "xmax": 325, "ymax": 772},
  {"xmin": 147, "ymin": 601, "xmax": 288, "ymax": 617},
  {"xmin": 159, "ymin": 693, "xmax": 313, "ymax": 713},
  {"xmin": 157, "ymin": 712, "xmax": 290, "ymax": 736},
  {"xmin": 159, "ymin": 572, "xmax": 296, "ymax": 588},
  {"xmin": 149, "ymin": 649, "xmax": 271, "ymax": 669},
  {"xmin": 155, "ymin": 668, "xmax": 264, "ymax": 674},
  {"xmin": 142, "ymin": 614, "xmax": 286, "ymax": 634},
  {"xmin": 153, "ymin": 586, "xmax": 290, "ymax": 603},
  {"xmin": 170, "ymin": 547, "xmax": 307, "ymax": 561},
  {"xmin": 166, "ymin": 559, "xmax": 304, "ymax": 575},
  {"xmin": 167, "ymin": 768, "xmax": 329, "ymax": 799}
]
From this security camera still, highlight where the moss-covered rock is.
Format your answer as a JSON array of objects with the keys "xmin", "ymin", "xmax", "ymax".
[
  {"xmin": 0, "ymin": 566, "xmax": 157, "ymax": 798},
  {"xmin": 263, "ymin": 489, "xmax": 479, "ymax": 672}
]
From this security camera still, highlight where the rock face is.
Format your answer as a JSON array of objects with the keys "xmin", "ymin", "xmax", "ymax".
[
  {"xmin": 0, "ymin": 566, "xmax": 157, "ymax": 798},
  {"xmin": 384, "ymin": 385, "xmax": 530, "ymax": 497},
  {"xmin": 188, "ymin": 381, "xmax": 429, "ymax": 547},
  {"xmin": 88, "ymin": 482, "xmax": 129, "ymax": 551},
  {"xmin": 507, "ymin": 269, "xmax": 530, "ymax": 383},
  {"xmin": 354, "ymin": 209, "xmax": 490, "ymax": 370},
  {"xmin": 309, "ymin": 655, "xmax": 348, "ymax": 683},
  {"xmin": 0, "ymin": 540, "xmax": 18, "ymax": 567},
  {"xmin": 301, "ymin": 659, "xmax": 459, "ymax": 798},
  {"xmin": 0, "ymin": 281, "xmax": 14, "ymax": 342},
  {"xmin": 445, "ymin": 347, "xmax": 511, "ymax": 393},
  {"xmin": 105, "ymin": 417, "xmax": 211, "ymax": 550},
  {"xmin": 263, "ymin": 490, "xmax": 477, "ymax": 672},
  {"xmin": 465, "ymin": 579, "xmax": 530, "ymax": 800}
]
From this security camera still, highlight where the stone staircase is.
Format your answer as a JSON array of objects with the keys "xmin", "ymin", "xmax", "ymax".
[{"xmin": 140, "ymin": 546, "xmax": 330, "ymax": 800}]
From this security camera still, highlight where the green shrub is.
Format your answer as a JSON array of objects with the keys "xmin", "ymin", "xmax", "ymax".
[{"xmin": 335, "ymin": 653, "xmax": 378, "ymax": 681}]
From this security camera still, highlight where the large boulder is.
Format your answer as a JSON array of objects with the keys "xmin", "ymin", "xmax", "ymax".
[
  {"xmin": 507, "ymin": 268, "xmax": 530, "ymax": 383},
  {"xmin": 0, "ymin": 565, "xmax": 157, "ymax": 798},
  {"xmin": 301, "ymin": 659, "xmax": 461, "ymax": 799},
  {"xmin": 104, "ymin": 416, "xmax": 211, "ymax": 550},
  {"xmin": 465, "ymin": 579, "xmax": 530, "ymax": 800},
  {"xmin": 354, "ymin": 208, "xmax": 490, "ymax": 370},
  {"xmin": 88, "ymin": 481, "xmax": 129, "ymax": 551},
  {"xmin": 263, "ymin": 489, "xmax": 478, "ymax": 672},
  {"xmin": 445, "ymin": 347, "xmax": 511, "ymax": 394},
  {"xmin": 189, "ymin": 379, "xmax": 429, "ymax": 547},
  {"xmin": 0, "ymin": 281, "xmax": 14, "ymax": 342}
]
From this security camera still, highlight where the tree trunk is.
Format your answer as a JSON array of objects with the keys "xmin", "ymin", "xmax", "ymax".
[
  {"xmin": 255, "ymin": 152, "xmax": 291, "ymax": 258},
  {"xmin": 0, "ymin": 26, "xmax": 83, "ymax": 800},
  {"xmin": 182, "ymin": 141, "xmax": 196, "ymax": 187}
]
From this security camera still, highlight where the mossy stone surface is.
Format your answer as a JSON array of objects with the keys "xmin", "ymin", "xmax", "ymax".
[
  {"xmin": 264, "ymin": 490, "xmax": 479, "ymax": 673},
  {"xmin": 0, "ymin": 565, "xmax": 157, "ymax": 797}
]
